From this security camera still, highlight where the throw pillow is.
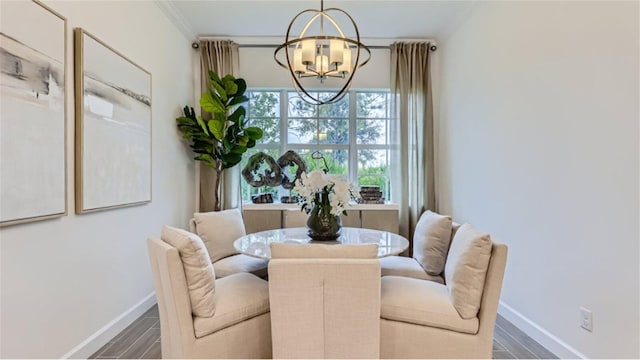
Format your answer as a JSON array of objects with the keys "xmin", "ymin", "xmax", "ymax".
[
  {"xmin": 413, "ymin": 210, "xmax": 453, "ymax": 275},
  {"xmin": 193, "ymin": 208, "xmax": 246, "ymax": 263},
  {"xmin": 444, "ymin": 223, "xmax": 492, "ymax": 319},
  {"xmin": 160, "ymin": 226, "xmax": 216, "ymax": 317}
]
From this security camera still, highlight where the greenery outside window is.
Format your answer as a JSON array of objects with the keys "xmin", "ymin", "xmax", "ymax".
[{"xmin": 241, "ymin": 90, "xmax": 393, "ymax": 203}]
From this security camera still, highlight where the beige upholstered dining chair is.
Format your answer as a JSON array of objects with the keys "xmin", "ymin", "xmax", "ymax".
[
  {"xmin": 268, "ymin": 243, "xmax": 381, "ymax": 359},
  {"xmin": 379, "ymin": 224, "xmax": 508, "ymax": 359},
  {"xmin": 147, "ymin": 227, "xmax": 272, "ymax": 359},
  {"xmin": 190, "ymin": 208, "xmax": 268, "ymax": 278}
]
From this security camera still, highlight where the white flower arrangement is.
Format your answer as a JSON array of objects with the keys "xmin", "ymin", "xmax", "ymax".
[{"xmin": 293, "ymin": 169, "xmax": 360, "ymax": 216}]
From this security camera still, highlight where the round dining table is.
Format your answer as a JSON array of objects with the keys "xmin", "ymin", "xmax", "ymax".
[{"xmin": 233, "ymin": 227, "xmax": 409, "ymax": 259}]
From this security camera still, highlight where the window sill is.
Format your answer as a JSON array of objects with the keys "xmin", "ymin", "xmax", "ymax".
[{"xmin": 242, "ymin": 202, "xmax": 399, "ymax": 211}]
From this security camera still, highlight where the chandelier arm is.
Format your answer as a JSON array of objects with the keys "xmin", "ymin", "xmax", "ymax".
[
  {"xmin": 291, "ymin": 69, "xmax": 324, "ymax": 105},
  {"xmin": 299, "ymin": 12, "xmax": 323, "ymax": 38},
  {"xmin": 321, "ymin": 12, "xmax": 347, "ymax": 38}
]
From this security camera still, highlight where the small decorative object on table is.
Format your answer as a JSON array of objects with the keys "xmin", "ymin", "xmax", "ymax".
[
  {"xmin": 251, "ymin": 193, "xmax": 274, "ymax": 204},
  {"xmin": 280, "ymin": 195, "xmax": 299, "ymax": 204},
  {"xmin": 358, "ymin": 185, "xmax": 385, "ymax": 204},
  {"xmin": 293, "ymin": 169, "xmax": 360, "ymax": 240}
]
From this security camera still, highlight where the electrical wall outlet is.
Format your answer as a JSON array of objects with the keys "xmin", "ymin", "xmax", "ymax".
[{"xmin": 580, "ymin": 307, "xmax": 593, "ymax": 332}]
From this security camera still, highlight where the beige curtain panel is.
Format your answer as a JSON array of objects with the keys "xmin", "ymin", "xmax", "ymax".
[
  {"xmin": 198, "ymin": 40, "xmax": 240, "ymax": 212},
  {"xmin": 390, "ymin": 42, "xmax": 436, "ymax": 247}
]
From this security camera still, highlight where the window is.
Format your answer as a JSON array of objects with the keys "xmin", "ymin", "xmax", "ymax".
[{"xmin": 241, "ymin": 90, "xmax": 393, "ymax": 203}]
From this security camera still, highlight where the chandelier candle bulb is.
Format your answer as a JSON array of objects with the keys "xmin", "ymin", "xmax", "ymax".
[
  {"xmin": 293, "ymin": 48, "xmax": 306, "ymax": 75},
  {"xmin": 301, "ymin": 40, "xmax": 315, "ymax": 65},
  {"xmin": 338, "ymin": 47, "xmax": 351, "ymax": 75},
  {"xmin": 316, "ymin": 54, "xmax": 329, "ymax": 76},
  {"xmin": 330, "ymin": 39, "xmax": 344, "ymax": 65}
]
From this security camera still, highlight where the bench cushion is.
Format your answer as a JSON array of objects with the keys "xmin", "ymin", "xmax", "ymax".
[
  {"xmin": 380, "ymin": 276, "xmax": 478, "ymax": 334},
  {"xmin": 213, "ymin": 254, "xmax": 269, "ymax": 279},
  {"xmin": 379, "ymin": 256, "xmax": 444, "ymax": 283},
  {"xmin": 193, "ymin": 273, "xmax": 270, "ymax": 337}
]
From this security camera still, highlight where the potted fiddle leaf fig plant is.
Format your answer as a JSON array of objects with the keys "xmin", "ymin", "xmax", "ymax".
[{"xmin": 177, "ymin": 71, "xmax": 263, "ymax": 211}]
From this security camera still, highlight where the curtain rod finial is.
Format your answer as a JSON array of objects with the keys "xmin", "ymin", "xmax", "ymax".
[{"xmin": 192, "ymin": 42, "xmax": 199, "ymax": 49}]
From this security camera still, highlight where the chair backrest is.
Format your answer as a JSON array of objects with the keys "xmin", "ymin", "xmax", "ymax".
[
  {"xmin": 146, "ymin": 237, "xmax": 196, "ymax": 359},
  {"xmin": 282, "ymin": 209, "xmax": 307, "ymax": 228},
  {"xmin": 477, "ymin": 241, "xmax": 508, "ymax": 337},
  {"xmin": 268, "ymin": 243, "xmax": 381, "ymax": 359}
]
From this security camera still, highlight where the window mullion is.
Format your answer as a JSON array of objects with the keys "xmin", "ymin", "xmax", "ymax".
[
  {"xmin": 349, "ymin": 90, "xmax": 357, "ymax": 185},
  {"xmin": 280, "ymin": 89, "xmax": 288, "ymax": 154}
]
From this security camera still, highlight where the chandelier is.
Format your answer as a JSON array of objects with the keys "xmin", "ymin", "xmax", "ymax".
[{"xmin": 274, "ymin": 0, "xmax": 371, "ymax": 105}]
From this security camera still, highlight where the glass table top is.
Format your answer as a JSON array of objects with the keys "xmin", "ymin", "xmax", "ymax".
[{"xmin": 234, "ymin": 227, "xmax": 409, "ymax": 259}]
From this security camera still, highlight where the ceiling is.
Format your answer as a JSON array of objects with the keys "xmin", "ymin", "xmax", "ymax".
[{"xmin": 167, "ymin": 1, "xmax": 475, "ymax": 41}]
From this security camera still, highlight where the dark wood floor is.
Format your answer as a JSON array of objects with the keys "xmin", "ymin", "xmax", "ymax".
[{"xmin": 90, "ymin": 304, "xmax": 557, "ymax": 359}]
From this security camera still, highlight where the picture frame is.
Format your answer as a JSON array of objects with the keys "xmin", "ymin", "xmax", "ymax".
[
  {"xmin": 0, "ymin": 0, "xmax": 67, "ymax": 227},
  {"xmin": 74, "ymin": 28, "xmax": 152, "ymax": 214}
]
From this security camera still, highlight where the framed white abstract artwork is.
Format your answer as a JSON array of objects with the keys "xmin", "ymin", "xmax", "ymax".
[
  {"xmin": 74, "ymin": 28, "xmax": 152, "ymax": 214},
  {"xmin": 0, "ymin": 0, "xmax": 67, "ymax": 227}
]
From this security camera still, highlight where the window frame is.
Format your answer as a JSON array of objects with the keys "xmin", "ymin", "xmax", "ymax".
[{"xmin": 243, "ymin": 89, "xmax": 393, "ymax": 202}]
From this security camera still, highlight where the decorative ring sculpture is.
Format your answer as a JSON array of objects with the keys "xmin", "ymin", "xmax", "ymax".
[
  {"xmin": 277, "ymin": 150, "xmax": 307, "ymax": 190},
  {"xmin": 241, "ymin": 152, "xmax": 283, "ymax": 187}
]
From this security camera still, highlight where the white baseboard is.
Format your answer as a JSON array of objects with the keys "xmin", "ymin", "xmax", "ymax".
[
  {"xmin": 498, "ymin": 301, "xmax": 586, "ymax": 359},
  {"xmin": 61, "ymin": 292, "xmax": 157, "ymax": 359}
]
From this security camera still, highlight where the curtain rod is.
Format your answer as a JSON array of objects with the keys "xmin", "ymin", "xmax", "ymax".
[
  {"xmin": 236, "ymin": 44, "xmax": 391, "ymax": 50},
  {"xmin": 195, "ymin": 36, "xmax": 437, "ymax": 51}
]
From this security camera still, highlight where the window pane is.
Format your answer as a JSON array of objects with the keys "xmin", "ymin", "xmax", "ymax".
[
  {"xmin": 295, "ymin": 149, "xmax": 349, "ymax": 176},
  {"xmin": 357, "ymin": 92, "xmax": 388, "ymax": 118},
  {"xmin": 319, "ymin": 119, "xmax": 349, "ymax": 144},
  {"xmin": 240, "ymin": 148, "xmax": 282, "ymax": 201},
  {"xmin": 250, "ymin": 117, "xmax": 280, "ymax": 144},
  {"xmin": 288, "ymin": 92, "xmax": 316, "ymax": 117},
  {"xmin": 249, "ymin": 92, "xmax": 279, "ymax": 117},
  {"xmin": 318, "ymin": 93, "xmax": 349, "ymax": 118},
  {"xmin": 356, "ymin": 119, "xmax": 387, "ymax": 144},
  {"xmin": 358, "ymin": 149, "xmax": 388, "ymax": 175},
  {"xmin": 288, "ymin": 118, "xmax": 317, "ymax": 144}
]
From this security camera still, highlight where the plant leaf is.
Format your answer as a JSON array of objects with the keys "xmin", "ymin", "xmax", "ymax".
[
  {"xmin": 228, "ymin": 106, "xmax": 246, "ymax": 123},
  {"xmin": 210, "ymin": 80, "xmax": 227, "ymax": 102},
  {"xmin": 234, "ymin": 78, "xmax": 247, "ymax": 97},
  {"xmin": 244, "ymin": 126, "xmax": 263, "ymax": 140},
  {"xmin": 208, "ymin": 119, "xmax": 225, "ymax": 140},
  {"xmin": 221, "ymin": 153, "xmax": 242, "ymax": 168},
  {"xmin": 230, "ymin": 145, "xmax": 247, "ymax": 154},
  {"xmin": 209, "ymin": 71, "xmax": 222, "ymax": 85},
  {"xmin": 237, "ymin": 135, "xmax": 249, "ymax": 147},
  {"xmin": 228, "ymin": 95, "xmax": 249, "ymax": 107},
  {"xmin": 200, "ymin": 91, "xmax": 224, "ymax": 114},
  {"xmin": 224, "ymin": 79, "xmax": 238, "ymax": 97}
]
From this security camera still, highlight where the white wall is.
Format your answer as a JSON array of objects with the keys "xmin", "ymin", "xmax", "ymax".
[
  {"xmin": 0, "ymin": 1, "xmax": 196, "ymax": 357},
  {"xmin": 240, "ymin": 47, "xmax": 390, "ymax": 89},
  {"xmin": 438, "ymin": 1, "xmax": 639, "ymax": 358}
]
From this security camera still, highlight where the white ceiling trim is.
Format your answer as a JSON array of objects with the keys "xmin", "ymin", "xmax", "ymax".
[{"xmin": 155, "ymin": 0, "xmax": 198, "ymax": 41}]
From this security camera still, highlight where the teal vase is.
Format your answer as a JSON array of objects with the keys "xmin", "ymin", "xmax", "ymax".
[{"xmin": 306, "ymin": 190, "xmax": 342, "ymax": 240}]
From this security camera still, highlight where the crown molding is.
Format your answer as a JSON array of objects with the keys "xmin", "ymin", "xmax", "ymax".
[{"xmin": 155, "ymin": 0, "xmax": 198, "ymax": 41}]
